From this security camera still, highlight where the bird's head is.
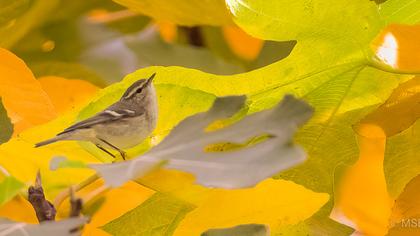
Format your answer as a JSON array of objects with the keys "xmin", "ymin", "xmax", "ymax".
[{"xmin": 121, "ymin": 73, "xmax": 156, "ymax": 102}]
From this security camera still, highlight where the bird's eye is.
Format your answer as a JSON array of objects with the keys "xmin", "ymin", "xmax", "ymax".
[{"xmin": 136, "ymin": 88, "xmax": 143, "ymax": 93}]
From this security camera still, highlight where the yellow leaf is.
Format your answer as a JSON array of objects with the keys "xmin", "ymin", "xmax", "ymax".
[
  {"xmin": 86, "ymin": 181, "xmax": 153, "ymax": 234},
  {"xmin": 0, "ymin": 109, "xmax": 100, "ymax": 199},
  {"xmin": 371, "ymin": 24, "xmax": 420, "ymax": 73},
  {"xmin": 138, "ymin": 169, "xmax": 329, "ymax": 235},
  {"xmin": 223, "ymin": 26, "xmax": 263, "ymax": 61},
  {"xmin": 338, "ymin": 76, "xmax": 420, "ymax": 235},
  {"xmin": 38, "ymin": 76, "xmax": 99, "ymax": 115},
  {"xmin": 388, "ymin": 174, "xmax": 420, "ymax": 235},
  {"xmin": 337, "ymin": 131, "xmax": 392, "ymax": 236},
  {"xmin": 0, "ymin": 75, "xmax": 102, "ymax": 201},
  {"xmin": 357, "ymin": 76, "xmax": 420, "ymax": 138},
  {"xmin": 174, "ymin": 179, "xmax": 328, "ymax": 235},
  {"xmin": 0, "ymin": 48, "xmax": 57, "ymax": 134},
  {"xmin": 0, "ymin": 195, "xmax": 37, "ymax": 223},
  {"xmin": 72, "ymin": 180, "xmax": 153, "ymax": 236}
]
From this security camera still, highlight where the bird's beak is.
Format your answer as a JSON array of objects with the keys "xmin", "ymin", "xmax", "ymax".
[{"xmin": 146, "ymin": 73, "xmax": 156, "ymax": 85}]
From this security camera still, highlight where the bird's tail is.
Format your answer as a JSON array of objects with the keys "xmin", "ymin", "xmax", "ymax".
[{"xmin": 35, "ymin": 136, "xmax": 62, "ymax": 148}]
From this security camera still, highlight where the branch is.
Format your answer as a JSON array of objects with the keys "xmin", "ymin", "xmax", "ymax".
[{"xmin": 28, "ymin": 171, "xmax": 56, "ymax": 222}]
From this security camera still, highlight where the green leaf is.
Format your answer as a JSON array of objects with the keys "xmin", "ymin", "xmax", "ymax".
[
  {"xmin": 101, "ymin": 192, "xmax": 194, "ymax": 236},
  {"xmin": 88, "ymin": 95, "xmax": 312, "ymax": 188},
  {"xmin": 106, "ymin": 14, "xmax": 150, "ymax": 34},
  {"xmin": 249, "ymin": 41, "xmax": 296, "ymax": 70},
  {"xmin": 16, "ymin": 22, "xmax": 243, "ymax": 85},
  {"xmin": 0, "ymin": 176, "xmax": 24, "ymax": 206},
  {"xmin": 0, "ymin": 0, "xmax": 59, "ymax": 48},
  {"xmin": 125, "ymin": 34, "xmax": 245, "ymax": 75},
  {"xmin": 225, "ymin": 0, "xmax": 382, "ymax": 44},
  {"xmin": 50, "ymin": 157, "xmax": 87, "ymax": 171},
  {"xmin": 0, "ymin": 98, "xmax": 13, "ymax": 144},
  {"xmin": 111, "ymin": 62, "xmax": 402, "ymax": 205},
  {"xmin": 379, "ymin": 0, "xmax": 420, "ymax": 24},
  {"xmin": 201, "ymin": 26, "xmax": 296, "ymax": 71},
  {"xmin": 221, "ymin": 0, "xmax": 413, "ymax": 223},
  {"xmin": 201, "ymin": 26, "xmax": 241, "ymax": 64},
  {"xmin": 46, "ymin": 0, "xmax": 123, "ymax": 22},
  {"xmin": 276, "ymin": 213, "xmax": 354, "ymax": 235},
  {"xmin": 0, "ymin": 0, "xmax": 28, "ymax": 25},
  {"xmin": 217, "ymin": 2, "xmax": 417, "ymax": 234},
  {"xmin": 201, "ymin": 224, "xmax": 268, "ymax": 236},
  {"xmin": 112, "ymin": 0, "xmax": 232, "ymax": 26}
]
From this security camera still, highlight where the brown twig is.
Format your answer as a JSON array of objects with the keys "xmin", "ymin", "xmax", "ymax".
[
  {"xmin": 69, "ymin": 187, "xmax": 83, "ymax": 217},
  {"xmin": 180, "ymin": 26, "xmax": 204, "ymax": 47},
  {"xmin": 28, "ymin": 171, "xmax": 56, "ymax": 222}
]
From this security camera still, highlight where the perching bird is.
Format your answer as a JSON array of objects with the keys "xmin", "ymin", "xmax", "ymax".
[{"xmin": 35, "ymin": 73, "xmax": 158, "ymax": 160}]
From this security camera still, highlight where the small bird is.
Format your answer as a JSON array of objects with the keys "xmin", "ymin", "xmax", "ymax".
[{"xmin": 35, "ymin": 73, "xmax": 158, "ymax": 160}]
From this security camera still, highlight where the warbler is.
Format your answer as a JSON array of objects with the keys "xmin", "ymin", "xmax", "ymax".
[{"xmin": 35, "ymin": 73, "xmax": 158, "ymax": 160}]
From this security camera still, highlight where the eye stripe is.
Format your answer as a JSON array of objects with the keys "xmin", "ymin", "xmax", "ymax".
[{"xmin": 122, "ymin": 80, "xmax": 147, "ymax": 99}]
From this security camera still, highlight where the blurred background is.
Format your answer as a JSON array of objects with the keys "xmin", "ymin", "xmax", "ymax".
[{"xmin": 2, "ymin": 0, "xmax": 296, "ymax": 87}]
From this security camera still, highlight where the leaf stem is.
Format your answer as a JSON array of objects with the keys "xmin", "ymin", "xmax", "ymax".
[
  {"xmin": 69, "ymin": 187, "xmax": 83, "ymax": 217},
  {"xmin": 368, "ymin": 57, "xmax": 420, "ymax": 75},
  {"xmin": 53, "ymin": 174, "xmax": 100, "ymax": 208}
]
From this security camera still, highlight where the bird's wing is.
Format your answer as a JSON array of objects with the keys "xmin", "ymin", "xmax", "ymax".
[{"xmin": 58, "ymin": 108, "xmax": 139, "ymax": 135}]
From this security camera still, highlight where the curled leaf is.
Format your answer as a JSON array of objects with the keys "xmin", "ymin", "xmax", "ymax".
[
  {"xmin": 0, "ymin": 217, "xmax": 88, "ymax": 236},
  {"xmin": 388, "ymin": 174, "xmax": 420, "ymax": 235},
  {"xmin": 89, "ymin": 95, "xmax": 313, "ymax": 188},
  {"xmin": 112, "ymin": 0, "xmax": 232, "ymax": 26},
  {"xmin": 201, "ymin": 224, "xmax": 269, "ymax": 236}
]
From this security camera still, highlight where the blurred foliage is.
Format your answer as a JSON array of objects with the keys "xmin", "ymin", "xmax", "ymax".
[
  {"xmin": 0, "ymin": 176, "xmax": 24, "ymax": 206},
  {"xmin": 0, "ymin": 0, "xmax": 59, "ymax": 48},
  {"xmin": 387, "ymin": 174, "xmax": 420, "ymax": 235},
  {"xmin": 112, "ymin": 0, "xmax": 232, "ymax": 26},
  {"xmin": 9, "ymin": 0, "xmax": 293, "ymax": 85},
  {"xmin": 0, "ymin": 98, "xmax": 13, "ymax": 144},
  {"xmin": 31, "ymin": 62, "xmax": 105, "ymax": 87}
]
